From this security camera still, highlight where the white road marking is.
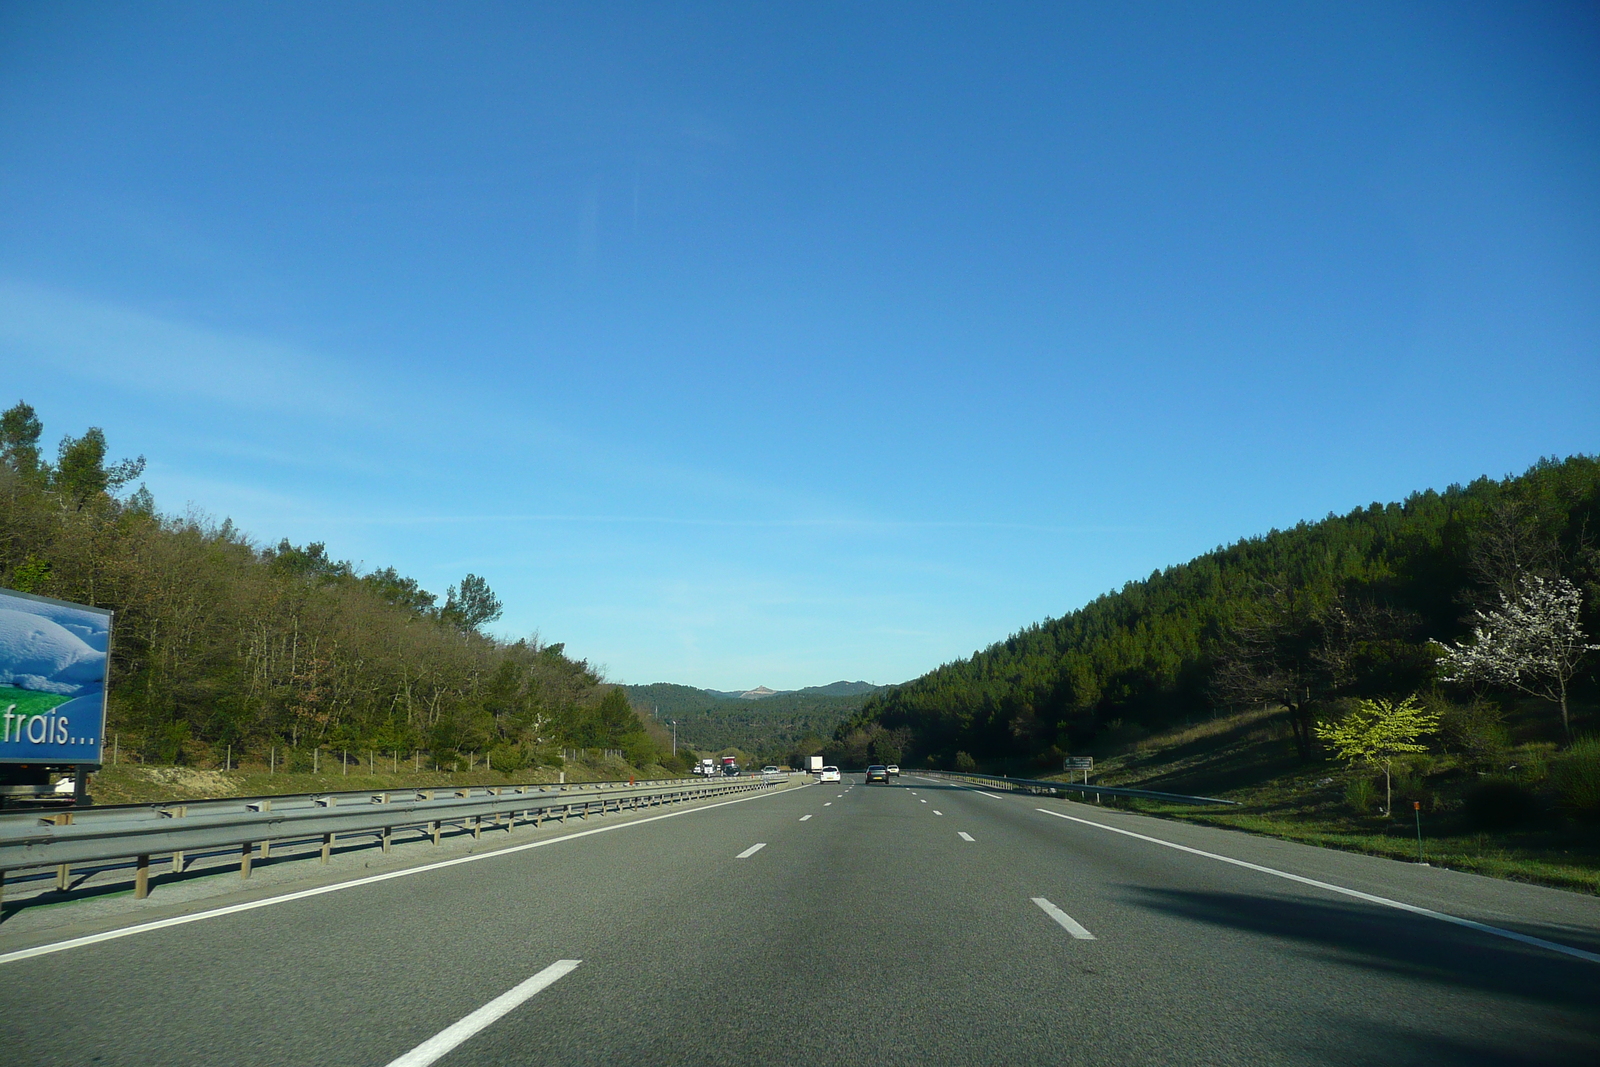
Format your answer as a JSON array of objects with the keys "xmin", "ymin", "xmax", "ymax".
[
  {"xmin": 0, "ymin": 784, "xmax": 803, "ymax": 966},
  {"xmin": 1035, "ymin": 808, "xmax": 1600, "ymax": 965},
  {"xmin": 1032, "ymin": 897, "xmax": 1095, "ymax": 940},
  {"xmin": 800, "ymin": 815, "xmax": 813, "ymax": 821},
  {"xmin": 977, "ymin": 791, "xmax": 1005, "ymax": 799},
  {"xmin": 920, "ymin": 799, "xmax": 927, "ymax": 803},
  {"xmin": 933, "ymin": 810, "xmax": 943, "ymax": 816},
  {"xmin": 736, "ymin": 843, "xmax": 767, "ymax": 859},
  {"xmin": 824, "ymin": 802, "xmax": 832, "ymax": 806},
  {"xmin": 958, "ymin": 832, "xmax": 975, "ymax": 842},
  {"xmin": 837, "ymin": 794, "xmax": 844, "ymax": 797},
  {"xmin": 383, "ymin": 959, "xmax": 581, "ymax": 1067}
]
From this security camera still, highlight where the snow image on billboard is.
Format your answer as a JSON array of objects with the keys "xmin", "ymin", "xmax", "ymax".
[{"xmin": 0, "ymin": 588, "xmax": 112, "ymax": 765}]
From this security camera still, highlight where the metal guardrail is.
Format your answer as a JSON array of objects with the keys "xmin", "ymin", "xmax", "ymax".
[
  {"xmin": 0, "ymin": 772, "xmax": 797, "ymax": 901},
  {"xmin": 920, "ymin": 769, "xmax": 1238, "ymax": 806}
]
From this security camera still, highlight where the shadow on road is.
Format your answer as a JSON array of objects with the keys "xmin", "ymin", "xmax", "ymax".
[
  {"xmin": 1128, "ymin": 885, "xmax": 1600, "ymax": 1008},
  {"xmin": 1126, "ymin": 886, "xmax": 1600, "ymax": 1064}
]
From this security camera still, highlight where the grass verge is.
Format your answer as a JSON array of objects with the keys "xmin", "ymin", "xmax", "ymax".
[{"xmin": 1049, "ymin": 704, "xmax": 1600, "ymax": 896}]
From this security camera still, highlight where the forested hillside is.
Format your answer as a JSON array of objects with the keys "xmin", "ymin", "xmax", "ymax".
[
  {"xmin": 834, "ymin": 456, "xmax": 1600, "ymax": 771},
  {"xmin": 0, "ymin": 402, "xmax": 676, "ymax": 772},
  {"xmin": 623, "ymin": 682, "xmax": 877, "ymax": 762}
]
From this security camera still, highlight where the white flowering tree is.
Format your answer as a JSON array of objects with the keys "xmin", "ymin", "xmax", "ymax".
[{"xmin": 1432, "ymin": 575, "xmax": 1598, "ymax": 740}]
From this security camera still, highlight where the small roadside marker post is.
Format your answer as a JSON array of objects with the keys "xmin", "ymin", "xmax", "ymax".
[{"xmin": 1413, "ymin": 800, "xmax": 1424, "ymax": 863}]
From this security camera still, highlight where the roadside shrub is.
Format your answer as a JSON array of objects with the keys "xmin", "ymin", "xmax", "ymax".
[
  {"xmin": 1464, "ymin": 778, "xmax": 1542, "ymax": 829},
  {"xmin": 1344, "ymin": 777, "xmax": 1377, "ymax": 814},
  {"xmin": 954, "ymin": 750, "xmax": 977, "ymax": 771},
  {"xmin": 1552, "ymin": 738, "xmax": 1600, "ymax": 821},
  {"xmin": 144, "ymin": 721, "xmax": 190, "ymax": 765},
  {"xmin": 1435, "ymin": 696, "xmax": 1509, "ymax": 767},
  {"xmin": 488, "ymin": 744, "xmax": 526, "ymax": 774}
]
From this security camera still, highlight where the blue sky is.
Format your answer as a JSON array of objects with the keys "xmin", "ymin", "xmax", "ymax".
[{"xmin": 2, "ymin": 2, "xmax": 1596, "ymax": 690}]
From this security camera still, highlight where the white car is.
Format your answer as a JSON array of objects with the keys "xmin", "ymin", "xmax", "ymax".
[
  {"xmin": 761, "ymin": 765, "xmax": 780, "ymax": 775},
  {"xmin": 817, "ymin": 765, "xmax": 842, "ymax": 783}
]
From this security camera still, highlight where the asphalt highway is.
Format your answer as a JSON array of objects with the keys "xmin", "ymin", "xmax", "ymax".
[{"xmin": 4, "ymin": 773, "xmax": 1598, "ymax": 1066}]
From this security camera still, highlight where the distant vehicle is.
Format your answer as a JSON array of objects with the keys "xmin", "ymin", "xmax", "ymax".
[
  {"xmin": 817, "ymin": 765, "xmax": 841, "ymax": 783},
  {"xmin": 694, "ymin": 758, "xmax": 717, "ymax": 776},
  {"xmin": 805, "ymin": 755, "xmax": 824, "ymax": 773},
  {"xmin": 865, "ymin": 765, "xmax": 889, "ymax": 783},
  {"xmin": 721, "ymin": 755, "xmax": 739, "ymax": 776},
  {"xmin": 761, "ymin": 765, "xmax": 780, "ymax": 775},
  {"xmin": 886, "ymin": 764, "xmax": 900, "ymax": 777}
]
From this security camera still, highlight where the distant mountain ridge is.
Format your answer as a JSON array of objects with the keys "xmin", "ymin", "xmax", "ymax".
[
  {"xmin": 701, "ymin": 680, "xmax": 885, "ymax": 700},
  {"xmin": 620, "ymin": 680, "xmax": 894, "ymax": 758}
]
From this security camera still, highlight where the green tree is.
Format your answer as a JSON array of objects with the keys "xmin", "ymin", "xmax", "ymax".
[
  {"xmin": 442, "ymin": 573, "xmax": 503, "ymax": 634},
  {"xmin": 53, "ymin": 427, "xmax": 145, "ymax": 507},
  {"xmin": 1315, "ymin": 695, "xmax": 1440, "ymax": 816},
  {"xmin": 1, "ymin": 400, "xmax": 45, "ymax": 483}
]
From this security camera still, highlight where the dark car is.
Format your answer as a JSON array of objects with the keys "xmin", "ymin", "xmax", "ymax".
[{"xmin": 865, "ymin": 765, "xmax": 889, "ymax": 783}]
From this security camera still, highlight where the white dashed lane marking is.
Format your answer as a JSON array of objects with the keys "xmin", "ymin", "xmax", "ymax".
[
  {"xmin": 736, "ymin": 843, "xmax": 767, "ymax": 859},
  {"xmin": 1032, "ymin": 897, "xmax": 1096, "ymax": 940},
  {"xmin": 799, "ymin": 815, "xmax": 813, "ymax": 821},
  {"xmin": 383, "ymin": 960, "xmax": 581, "ymax": 1067},
  {"xmin": 933, "ymin": 810, "xmax": 943, "ymax": 815},
  {"xmin": 958, "ymin": 832, "xmax": 975, "ymax": 842}
]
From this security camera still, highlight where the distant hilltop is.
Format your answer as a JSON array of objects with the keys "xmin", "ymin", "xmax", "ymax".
[
  {"xmin": 702, "ymin": 680, "xmax": 885, "ymax": 700},
  {"xmin": 620, "ymin": 679, "xmax": 896, "ymax": 756}
]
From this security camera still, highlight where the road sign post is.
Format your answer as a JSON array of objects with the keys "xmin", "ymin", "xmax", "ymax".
[{"xmin": 1064, "ymin": 756, "xmax": 1094, "ymax": 786}]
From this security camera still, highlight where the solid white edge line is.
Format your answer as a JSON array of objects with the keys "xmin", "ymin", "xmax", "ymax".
[
  {"xmin": 736, "ymin": 843, "xmax": 767, "ymax": 859},
  {"xmin": 958, "ymin": 831, "xmax": 975, "ymax": 842},
  {"xmin": 1032, "ymin": 897, "xmax": 1096, "ymax": 940},
  {"xmin": 0, "ymin": 784, "xmax": 806, "ymax": 966},
  {"xmin": 383, "ymin": 959, "xmax": 581, "ymax": 1067},
  {"xmin": 1034, "ymin": 808, "xmax": 1600, "ymax": 965}
]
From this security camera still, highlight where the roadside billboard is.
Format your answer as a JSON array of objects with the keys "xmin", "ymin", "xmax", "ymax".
[{"xmin": 0, "ymin": 587, "xmax": 112, "ymax": 766}]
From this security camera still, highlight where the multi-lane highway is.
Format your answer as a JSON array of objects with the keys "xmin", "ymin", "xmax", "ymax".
[{"xmin": 3, "ymin": 773, "xmax": 1598, "ymax": 1065}]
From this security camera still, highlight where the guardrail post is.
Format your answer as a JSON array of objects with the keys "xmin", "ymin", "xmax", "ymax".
[
  {"xmin": 163, "ymin": 805, "xmax": 189, "ymax": 873},
  {"xmin": 240, "ymin": 843, "xmax": 253, "ymax": 879},
  {"xmin": 382, "ymin": 825, "xmax": 392, "ymax": 853},
  {"xmin": 47, "ymin": 813, "xmax": 73, "ymax": 890},
  {"xmin": 430, "ymin": 820, "xmax": 441, "ymax": 845},
  {"xmin": 134, "ymin": 854, "xmax": 150, "ymax": 899},
  {"xmin": 257, "ymin": 799, "xmax": 273, "ymax": 858},
  {"xmin": 321, "ymin": 832, "xmax": 333, "ymax": 863}
]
